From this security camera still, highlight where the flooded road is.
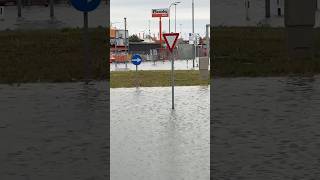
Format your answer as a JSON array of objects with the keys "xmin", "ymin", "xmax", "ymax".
[
  {"xmin": 212, "ymin": 76, "xmax": 320, "ymax": 179},
  {"xmin": 111, "ymin": 59, "xmax": 211, "ymax": 71},
  {"xmin": 0, "ymin": 81, "xmax": 109, "ymax": 179},
  {"xmin": 111, "ymin": 86, "xmax": 210, "ymax": 180}
]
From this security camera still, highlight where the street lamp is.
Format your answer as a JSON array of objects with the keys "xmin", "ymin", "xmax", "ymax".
[{"xmin": 169, "ymin": 1, "xmax": 181, "ymax": 33}]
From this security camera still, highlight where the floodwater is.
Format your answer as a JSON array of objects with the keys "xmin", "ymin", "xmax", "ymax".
[
  {"xmin": 111, "ymin": 86, "xmax": 210, "ymax": 180},
  {"xmin": 0, "ymin": 4, "xmax": 107, "ymax": 30},
  {"xmin": 111, "ymin": 59, "xmax": 211, "ymax": 71},
  {"xmin": 212, "ymin": 76, "xmax": 320, "ymax": 179},
  {"xmin": 0, "ymin": 81, "xmax": 109, "ymax": 179},
  {"xmin": 213, "ymin": 0, "xmax": 320, "ymax": 27}
]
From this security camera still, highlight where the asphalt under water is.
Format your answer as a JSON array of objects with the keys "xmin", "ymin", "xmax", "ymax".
[
  {"xmin": 0, "ymin": 81, "xmax": 109, "ymax": 179},
  {"xmin": 212, "ymin": 76, "xmax": 320, "ymax": 179},
  {"xmin": 111, "ymin": 86, "xmax": 210, "ymax": 180}
]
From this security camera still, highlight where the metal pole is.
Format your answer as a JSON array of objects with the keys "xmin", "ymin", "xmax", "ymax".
[
  {"xmin": 149, "ymin": 20, "xmax": 151, "ymax": 40},
  {"xmin": 124, "ymin": 17, "xmax": 127, "ymax": 49},
  {"xmin": 136, "ymin": 65, "xmax": 138, "ymax": 88},
  {"xmin": 206, "ymin": 24, "xmax": 210, "ymax": 57},
  {"xmin": 265, "ymin": 0, "xmax": 270, "ymax": 18},
  {"xmin": 160, "ymin": 17, "xmax": 162, "ymax": 54},
  {"xmin": 246, "ymin": 0, "xmax": 250, "ymax": 20},
  {"xmin": 17, "ymin": 0, "xmax": 21, "ymax": 18},
  {"xmin": 171, "ymin": 52, "xmax": 175, "ymax": 109},
  {"xmin": 124, "ymin": 17, "xmax": 127, "ymax": 64},
  {"xmin": 83, "ymin": 12, "xmax": 90, "ymax": 84},
  {"xmin": 169, "ymin": 6, "xmax": 171, "ymax": 33},
  {"xmin": 175, "ymin": 4, "xmax": 177, "ymax": 33},
  {"xmin": 50, "ymin": 0, "xmax": 54, "ymax": 19},
  {"xmin": 192, "ymin": 0, "xmax": 195, "ymax": 68}
]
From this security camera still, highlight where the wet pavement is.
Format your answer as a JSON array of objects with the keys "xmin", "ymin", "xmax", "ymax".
[
  {"xmin": 212, "ymin": 76, "xmax": 320, "ymax": 179},
  {"xmin": 111, "ymin": 86, "xmax": 210, "ymax": 180},
  {"xmin": 0, "ymin": 81, "xmax": 109, "ymax": 179}
]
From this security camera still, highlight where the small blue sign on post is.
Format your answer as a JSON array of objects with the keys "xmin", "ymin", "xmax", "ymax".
[
  {"xmin": 71, "ymin": 0, "xmax": 101, "ymax": 12},
  {"xmin": 132, "ymin": 54, "xmax": 142, "ymax": 88},
  {"xmin": 131, "ymin": 54, "xmax": 142, "ymax": 66},
  {"xmin": 70, "ymin": 0, "xmax": 101, "ymax": 83}
]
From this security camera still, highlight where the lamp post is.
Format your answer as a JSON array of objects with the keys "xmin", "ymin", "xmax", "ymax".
[
  {"xmin": 192, "ymin": 0, "xmax": 195, "ymax": 68},
  {"xmin": 169, "ymin": 1, "xmax": 180, "ymax": 33}
]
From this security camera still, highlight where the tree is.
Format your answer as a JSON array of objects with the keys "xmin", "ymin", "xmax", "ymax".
[{"xmin": 129, "ymin": 34, "xmax": 143, "ymax": 42}]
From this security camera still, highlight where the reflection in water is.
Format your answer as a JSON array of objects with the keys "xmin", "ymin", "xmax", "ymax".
[
  {"xmin": 111, "ymin": 86, "xmax": 209, "ymax": 180},
  {"xmin": 212, "ymin": 76, "xmax": 320, "ymax": 179},
  {"xmin": 0, "ymin": 81, "xmax": 108, "ymax": 179}
]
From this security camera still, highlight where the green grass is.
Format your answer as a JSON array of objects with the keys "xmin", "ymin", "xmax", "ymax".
[
  {"xmin": 0, "ymin": 27, "xmax": 108, "ymax": 84},
  {"xmin": 211, "ymin": 27, "xmax": 320, "ymax": 77},
  {"xmin": 111, "ymin": 70, "xmax": 209, "ymax": 88}
]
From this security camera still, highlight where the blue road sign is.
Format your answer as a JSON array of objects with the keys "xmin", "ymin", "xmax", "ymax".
[
  {"xmin": 71, "ymin": 0, "xmax": 101, "ymax": 12},
  {"xmin": 131, "ymin": 54, "xmax": 142, "ymax": 66}
]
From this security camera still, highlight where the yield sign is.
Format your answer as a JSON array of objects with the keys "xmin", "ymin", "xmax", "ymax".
[{"xmin": 163, "ymin": 33, "xmax": 179, "ymax": 52}]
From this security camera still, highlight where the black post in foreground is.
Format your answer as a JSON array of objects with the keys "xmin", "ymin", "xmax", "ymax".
[
  {"xmin": 285, "ymin": 0, "xmax": 317, "ymax": 59},
  {"xmin": 83, "ymin": 12, "xmax": 91, "ymax": 84},
  {"xmin": 17, "ymin": 0, "xmax": 21, "ymax": 18},
  {"xmin": 265, "ymin": 0, "xmax": 270, "ymax": 18},
  {"xmin": 50, "ymin": 0, "xmax": 54, "ymax": 19}
]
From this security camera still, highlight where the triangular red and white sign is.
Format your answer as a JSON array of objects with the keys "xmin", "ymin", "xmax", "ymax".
[{"xmin": 163, "ymin": 33, "xmax": 179, "ymax": 52}]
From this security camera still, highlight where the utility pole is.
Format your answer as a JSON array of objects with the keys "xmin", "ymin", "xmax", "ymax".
[
  {"xmin": 175, "ymin": 4, "xmax": 177, "ymax": 33},
  {"xmin": 192, "ymin": 0, "xmax": 195, "ymax": 68},
  {"xmin": 124, "ymin": 17, "xmax": 128, "ymax": 68},
  {"xmin": 124, "ymin": 17, "xmax": 127, "ymax": 49},
  {"xmin": 149, "ymin": 20, "xmax": 151, "ymax": 40}
]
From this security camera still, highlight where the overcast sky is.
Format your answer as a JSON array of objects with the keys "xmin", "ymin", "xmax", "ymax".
[{"xmin": 110, "ymin": 0, "xmax": 210, "ymax": 39}]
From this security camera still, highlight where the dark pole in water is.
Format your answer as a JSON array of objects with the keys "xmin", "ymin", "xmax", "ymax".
[
  {"xmin": 17, "ymin": 0, "xmax": 22, "ymax": 18},
  {"xmin": 50, "ymin": 0, "xmax": 54, "ymax": 19},
  {"xmin": 265, "ymin": 0, "xmax": 270, "ymax": 18},
  {"xmin": 83, "ymin": 12, "xmax": 90, "ymax": 84}
]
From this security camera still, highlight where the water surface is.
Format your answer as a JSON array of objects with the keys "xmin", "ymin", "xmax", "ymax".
[
  {"xmin": 0, "ymin": 81, "xmax": 109, "ymax": 179},
  {"xmin": 212, "ymin": 76, "xmax": 320, "ymax": 179},
  {"xmin": 111, "ymin": 86, "xmax": 210, "ymax": 180}
]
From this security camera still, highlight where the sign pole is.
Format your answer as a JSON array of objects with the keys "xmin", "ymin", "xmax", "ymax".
[
  {"xmin": 171, "ymin": 50, "xmax": 175, "ymax": 109},
  {"xmin": 70, "ymin": 0, "xmax": 100, "ymax": 84},
  {"xmin": 83, "ymin": 11, "xmax": 90, "ymax": 84},
  {"xmin": 136, "ymin": 65, "xmax": 138, "ymax": 88},
  {"xmin": 163, "ymin": 33, "xmax": 179, "ymax": 110},
  {"xmin": 131, "ymin": 54, "xmax": 142, "ymax": 88}
]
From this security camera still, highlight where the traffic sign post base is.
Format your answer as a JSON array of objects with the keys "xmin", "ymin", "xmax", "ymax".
[{"xmin": 131, "ymin": 54, "xmax": 143, "ymax": 88}]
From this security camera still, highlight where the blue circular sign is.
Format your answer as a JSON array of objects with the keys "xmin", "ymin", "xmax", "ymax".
[
  {"xmin": 71, "ymin": 0, "xmax": 101, "ymax": 12},
  {"xmin": 131, "ymin": 54, "xmax": 142, "ymax": 66}
]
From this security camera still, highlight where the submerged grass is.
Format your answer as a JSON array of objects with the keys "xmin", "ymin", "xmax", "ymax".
[
  {"xmin": 212, "ymin": 27, "xmax": 320, "ymax": 77},
  {"xmin": 110, "ymin": 70, "xmax": 209, "ymax": 88},
  {"xmin": 0, "ymin": 27, "xmax": 108, "ymax": 84}
]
